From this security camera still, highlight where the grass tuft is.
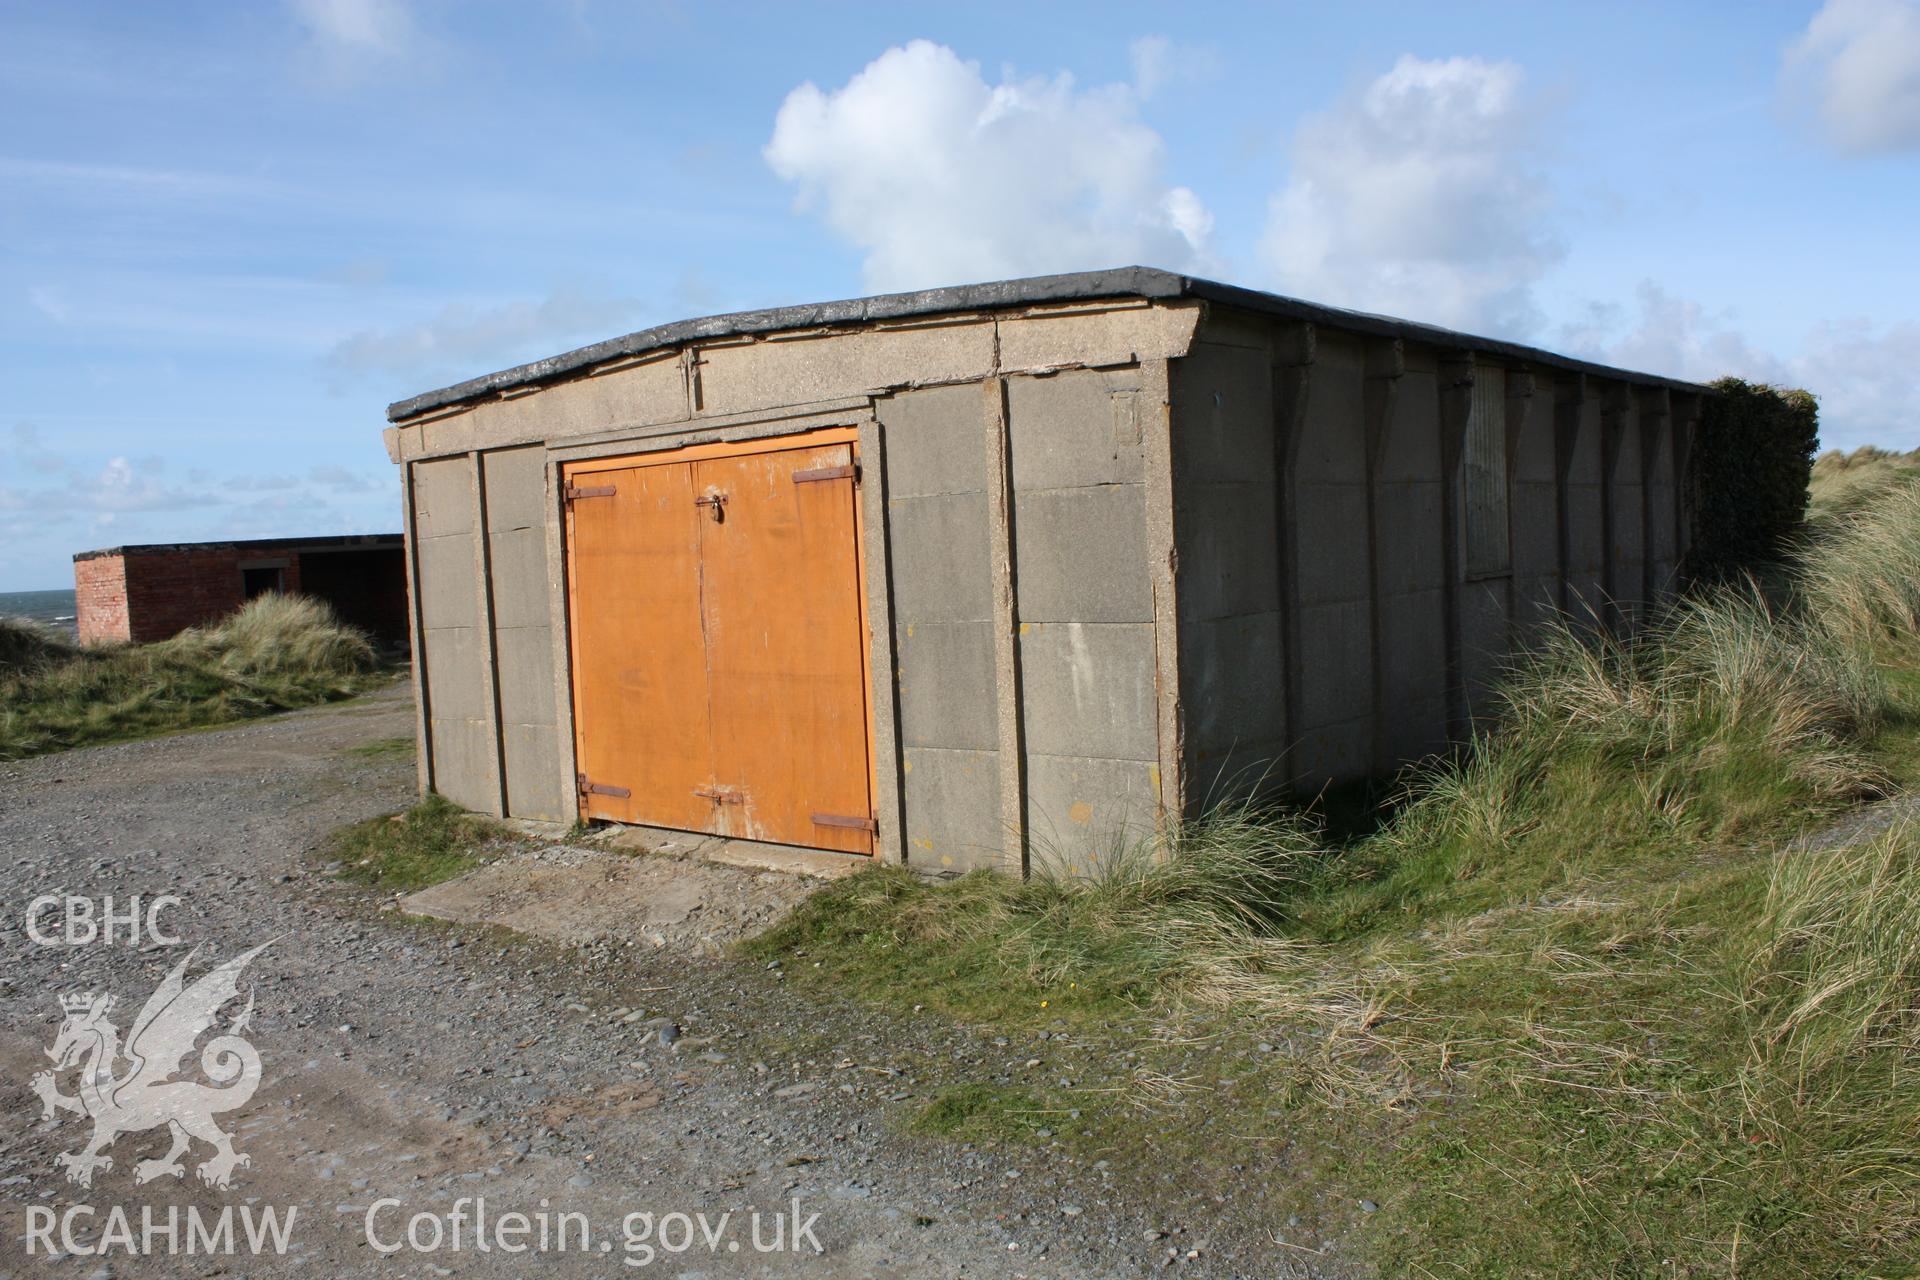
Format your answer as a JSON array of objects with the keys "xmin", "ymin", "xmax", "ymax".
[{"xmin": 326, "ymin": 793, "xmax": 501, "ymax": 891}]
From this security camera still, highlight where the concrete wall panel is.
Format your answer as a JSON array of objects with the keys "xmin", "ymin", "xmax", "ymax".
[
  {"xmin": 997, "ymin": 302, "xmax": 1200, "ymax": 373},
  {"xmin": 1018, "ymin": 622, "xmax": 1157, "ymax": 761},
  {"xmin": 897, "ymin": 620, "xmax": 998, "ymax": 752},
  {"xmin": 879, "ymin": 382, "xmax": 988, "ymax": 498},
  {"xmin": 886, "ymin": 492, "xmax": 995, "ymax": 625},
  {"xmin": 1376, "ymin": 589, "xmax": 1446, "ymax": 709},
  {"xmin": 1024, "ymin": 754, "xmax": 1161, "ymax": 870},
  {"xmin": 1007, "ymin": 369, "xmax": 1146, "ymax": 490},
  {"xmin": 1295, "ymin": 337, "xmax": 1368, "ymax": 484},
  {"xmin": 1012, "ymin": 485, "xmax": 1152, "ymax": 623},
  {"xmin": 878, "ymin": 383, "xmax": 1005, "ymax": 868},
  {"xmin": 501, "ymin": 722, "xmax": 565, "ymax": 821},
  {"xmin": 413, "ymin": 457, "xmax": 476, "ymax": 539},
  {"xmin": 484, "ymin": 526, "xmax": 548, "ymax": 630},
  {"xmin": 1374, "ymin": 483, "xmax": 1446, "ymax": 597},
  {"xmin": 1296, "ymin": 599, "xmax": 1373, "ymax": 732},
  {"xmin": 1181, "ymin": 611, "xmax": 1284, "ymax": 750},
  {"xmin": 1176, "ymin": 482, "xmax": 1279, "ymax": 621},
  {"xmin": 427, "ymin": 716, "xmax": 495, "ymax": 813},
  {"xmin": 1172, "ymin": 341, "xmax": 1274, "ymax": 484},
  {"xmin": 699, "ymin": 323, "xmax": 996, "ymax": 419},
  {"xmin": 902, "ymin": 746, "xmax": 1004, "ymax": 872},
  {"xmin": 493, "ymin": 624, "xmax": 557, "ymax": 728},
  {"xmin": 1293, "ymin": 485, "xmax": 1372, "ymax": 607},
  {"xmin": 417, "ymin": 535, "xmax": 480, "ymax": 630},
  {"xmin": 422, "ymin": 625, "xmax": 486, "ymax": 721},
  {"xmin": 1460, "ymin": 579, "xmax": 1511, "ymax": 719},
  {"xmin": 429, "ymin": 356, "xmax": 689, "ymax": 455},
  {"xmin": 483, "ymin": 445, "xmax": 548, "ymax": 532}
]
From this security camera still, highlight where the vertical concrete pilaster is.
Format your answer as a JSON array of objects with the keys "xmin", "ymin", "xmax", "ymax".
[
  {"xmin": 1139, "ymin": 356, "xmax": 1185, "ymax": 843},
  {"xmin": 401, "ymin": 461, "xmax": 434, "ymax": 797},
  {"xmin": 1671, "ymin": 391, "xmax": 1701, "ymax": 572},
  {"xmin": 543, "ymin": 455, "xmax": 580, "ymax": 826},
  {"xmin": 1437, "ymin": 352, "xmax": 1474, "ymax": 735},
  {"xmin": 1638, "ymin": 387, "xmax": 1670, "ymax": 605},
  {"xmin": 983, "ymin": 376, "xmax": 1029, "ymax": 876},
  {"xmin": 1598, "ymin": 381, "xmax": 1633, "ymax": 631},
  {"xmin": 1553, "ymin": 373, "xmax": 1588, "ymax": 616},
  {"xmin": 1493, "ymin": 367, "xmax": 1536, "ymax": 675},
  {"xmin": 469, "ymin": 452, "xmax": 508, "ymax": 817},
  {"xmin": 1362, "ymin": 339, "xmax": 1404, "ymax": 774},
  {"xmin": 1270, "ymin": 323, "xmax": 1316, "ymax": 783},
  {"xmin": 858, "ymin": 418, "xmax": 907, "ymax": 866}
]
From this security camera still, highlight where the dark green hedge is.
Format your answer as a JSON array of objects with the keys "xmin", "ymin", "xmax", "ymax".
[{"xmin": 1686, "ymin": 377, "xmax": 1818, "ymax": 582}]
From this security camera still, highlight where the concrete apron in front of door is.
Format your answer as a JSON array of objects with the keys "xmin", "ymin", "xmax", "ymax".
[{"xmin": 398, "ymin": 825, "xmax": 863, "ymax": 958}]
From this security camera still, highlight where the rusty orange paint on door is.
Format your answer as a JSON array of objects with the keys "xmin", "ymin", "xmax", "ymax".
[{"xmin": 562, "ymin": 432, "xmax": 874, "ymax": 855}]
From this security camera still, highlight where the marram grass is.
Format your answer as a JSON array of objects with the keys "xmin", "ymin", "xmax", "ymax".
[{"xmin": 0, "ymin": 594, "xmax": 382, "ymax": 759}]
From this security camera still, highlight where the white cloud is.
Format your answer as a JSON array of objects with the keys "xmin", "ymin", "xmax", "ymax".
[
  {"xmin": 290, "ymin": 0, "xmax": 413, "ymax": 57},
  {"xmin": 325, "ymin": 288, "xmax": 644, "ymax": 383},
  {"xmin": 1784, "ymin": 0, "xmax": 1920, "ymax": 152},
  {"xmin": 1564, "ymin": 282, "xmax": 1920, "ymax": 450},
  {"xmin": 764, "ymin": 40, "xmax": 1213, "ymax": 292},
  {"xmin": 1261, "ymin": 54, "xmax": 1561, "ymax": 337}
]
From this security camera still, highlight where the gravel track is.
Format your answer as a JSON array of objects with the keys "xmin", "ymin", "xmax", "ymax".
[{"xmin": 0, "ymin": 686, "xmax": 1331, "ymax": 1278}]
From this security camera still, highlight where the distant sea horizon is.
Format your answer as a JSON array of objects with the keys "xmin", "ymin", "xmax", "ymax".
[{"xmin": 0, "ymin": 588, "xmax": 79, "ymax": 637}]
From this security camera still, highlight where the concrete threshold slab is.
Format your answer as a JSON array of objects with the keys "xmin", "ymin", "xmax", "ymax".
[{"xmin": 592, "ymin": 822, "xmax": 869, "ymax": 880}]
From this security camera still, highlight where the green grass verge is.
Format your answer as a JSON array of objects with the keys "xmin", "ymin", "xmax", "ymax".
[
  {"xmin": 0, "ymin": 594, "xmax": 387, "ymax": 760},
  {"xmin": 754, "ymin": 470, "xmax": 1920, "ymax": 1277},
  {"xmin": 343, "ymin": 735, "xmax": 416, "ymax": 761},
  {"xmin": 326, "ymin": 793, "xmax": 503, "ymax": 892}
]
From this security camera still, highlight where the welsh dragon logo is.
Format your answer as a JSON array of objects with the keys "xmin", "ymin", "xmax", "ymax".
[{"xmin": 31, "ymin": 942, "xmax": 270, "ymax": 1189}]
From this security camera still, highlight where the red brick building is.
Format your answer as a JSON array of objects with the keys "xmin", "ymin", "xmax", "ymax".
[{"xmin": 74, "ymin": 535, "xmax": 408, "ymax": 648}]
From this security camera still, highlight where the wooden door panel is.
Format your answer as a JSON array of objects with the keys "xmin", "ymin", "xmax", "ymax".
[
  {"xmin": 565, "ymin": 462, "xmax": 715, "ymax": 830},
  {"xmin": 693, "ymin": 443, "xmax": 874, "ymax": 854}
]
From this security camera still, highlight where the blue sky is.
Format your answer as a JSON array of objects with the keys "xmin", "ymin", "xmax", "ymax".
[{"xmin": 3, "ymin": 0, "xmax": 1917, "ymax": 590}]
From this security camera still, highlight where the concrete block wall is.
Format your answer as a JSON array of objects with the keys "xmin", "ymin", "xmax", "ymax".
[
  {"xmin": 482, "ymin": 447, "xmax": 565, "ymax": 821},
  {"xmin": 1284, "ymin": 332, "xmax": 1380, "ymax": 783},
  {"xmin": 1372, "ymin": 350, "xmax": 1452, "ymax": 762},
  {"xmin": 877, "ymin": 383, "xmax": 1007, "ymax": 873},
  {"xmin": 1008, "ymin": 368, "xmax": 1161, "ymax": 869},
  {"xmin": 1508, "ymin": 379, "xmax": 1562, "ymax": 641},
  {"xmin": 1171, "ymin": 338, "xmax": 1284, "ymax": 804},
  {"xmin": 411, "ymin": 455, "xmax": 497, "ymax": 815}
]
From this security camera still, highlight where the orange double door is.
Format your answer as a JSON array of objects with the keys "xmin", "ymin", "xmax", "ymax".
[{"xmin": 563, "ymin": 430, "xmax": 876, "ymax": 856}]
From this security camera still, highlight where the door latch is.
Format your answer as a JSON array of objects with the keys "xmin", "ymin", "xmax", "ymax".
[{"xmin": 694, "ymin": 491, "xmax": 728, "ymax": 522}]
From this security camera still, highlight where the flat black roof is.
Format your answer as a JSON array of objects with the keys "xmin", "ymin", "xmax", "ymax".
[
  {"xmin": 74, "ymin": 533, "xmax": 403, "ymax": 563},
  {"xmin": 388, "ymin": 265, "xmax": 1708, "ymax": 422}
]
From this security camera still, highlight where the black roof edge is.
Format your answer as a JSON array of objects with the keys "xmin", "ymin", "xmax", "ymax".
[
  {"xmin": 74, "ymin": 533, "xmax": 404, "ymax": 562},
  {"xmin": 387, "ymin": 266, "xmax": 1709, "ymax": 423}
]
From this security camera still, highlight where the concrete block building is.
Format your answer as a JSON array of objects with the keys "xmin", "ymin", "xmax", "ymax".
[
  {"xmin": 74, "ymin": 535, "xmax": 409, "ymax": 648},
  {"xmin": 384, "ymin": 268, "xmax": 1703, "ymax": 874}
]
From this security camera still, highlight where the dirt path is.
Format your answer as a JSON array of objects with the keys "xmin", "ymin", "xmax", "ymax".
[{"xmin": 0, "ymin": 689, "xmax": 1324, "ymax": 1278}]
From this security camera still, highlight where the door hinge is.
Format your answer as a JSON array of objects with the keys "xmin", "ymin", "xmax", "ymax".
[
  {"xmin": 564, "ymin": 482, "xmax": 617, "ymax": 504},
  {"xmin": 792, "ymin": 463, "xmax": 859, "ymax": 485},
  {"xmin": 811, "ymin": 811, "xmax": 878, "ymax": 833},
  {"xmin": 576, "ymin": 773, "xmax": 630, "ymax": 798},
  {"xmin": 693, "ymin": 785, "xmax": 745, "ymax": 804}
]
